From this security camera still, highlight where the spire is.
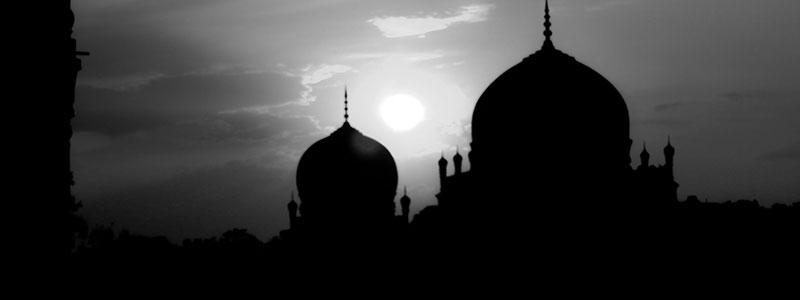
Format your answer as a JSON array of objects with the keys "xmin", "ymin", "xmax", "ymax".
[
  {"xmin": 664, "ymin": 135, "xmax": 675, "ymax": 163},
  {"xmin": 400, "ymin": 185, "xmax": 411, "ymax": 223},
  {"xmin": 344, "ymin": 86, "xmax": 349, "ymax": 123},
  {"xmin": 542, "ymin": 0, "xmax": 555, "ymax": 50},
  {"xmin": 288, "ymin": 191, "xmax": 298, "ymax": 229},
  {"xmin": 640, "ymin": 141, "xmax": 650, "ymax": 168},
  {"xmin": 453, "ymin": 146, "xmax": 463, "ymax": 175}
]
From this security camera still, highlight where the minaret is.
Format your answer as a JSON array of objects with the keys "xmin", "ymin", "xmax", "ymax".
[
  {"xmin": 288, "ymin": 191, "xmax": 298, "ymax": 230},
  {"xmin": 438, "ymin": 152, "xmax": 448, "ymax": 188},
  {"xmin": 542, "ymin": 0, "xmax": 555, "ymax": 51},
  {"xmin": 453, "ymin": 147, "xmax": 463, "ymax": 175},
  {"xmin": 400, "ymin": 186, "xmax": 411, "ymax": 224},
  {"xmin": 640, "ymin": 141, "xmax": 650, "ymax": 169},
  {"xmin": 664, "ymin": 136, "xmax": 675, "ymax": 177}
]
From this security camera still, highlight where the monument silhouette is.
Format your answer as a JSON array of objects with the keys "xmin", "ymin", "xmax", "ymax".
[
  {"xmin": 30, "ymin": 1, "xmax": 797, "ymax": 276},
  {"xmin": 278, "ymin": 2, "xmax": 797, "ymax": 267},
  {"xmin": 284, "ymin": 0, "xmax": 679, "ymax": 257}
]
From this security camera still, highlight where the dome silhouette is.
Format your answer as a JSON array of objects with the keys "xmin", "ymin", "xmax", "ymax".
[
  {"xmin": 467, "ymin": 2, "xmax": 633, "ymax": 210},
  {"xmin": 471, "ymin": 46, "xmax": 631, "ymax": 171},
  {"xmin": 296, "ymin": 120, "xmax": 399, "ymax": 230}
]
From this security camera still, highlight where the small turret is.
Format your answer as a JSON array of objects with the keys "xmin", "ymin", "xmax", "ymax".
[
  {"xmin": 640, "ymin": 141, "xmax": 650, "ymax": 168},
  {"xmin": 664, "ymin": 136, "xmax": 675, "ymax": 179},
  {"xmin": 664, "ymin": 136, "xmax": 675, "ymax": 167},
  {"xmin": 288, "ymin": 191, "xmax": 298, "ymax": 229},
  {"xmin": 438, "ymin": 152, "xmax": 448, "ymax": 192},
  {"xmin": 438, "ymin": 152, "xmax": 448, "ymax": 179},
  {"xmin": 400, "ymin": 186, "xmax": 411, "ymax": 224},
  {"xmin": 453, "ymin": 147, "xmax": 463, "ymax": 175}
]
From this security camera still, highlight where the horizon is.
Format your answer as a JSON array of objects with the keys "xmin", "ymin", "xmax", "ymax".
[{"xmin": 71, "ymin": 0, "xmax": 800, "ymax": 241}]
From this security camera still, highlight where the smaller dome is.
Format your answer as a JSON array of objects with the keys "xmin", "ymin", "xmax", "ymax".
[{"xmin": 296, "ymin": 121, "xmax": 398, "ymax": 225}]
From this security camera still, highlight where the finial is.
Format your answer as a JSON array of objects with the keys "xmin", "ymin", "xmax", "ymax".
[
  {"xmin": 291, "ymin": 190, "xmax": 295, "ymax": 202},
  {"xmin": 404, "ymin": 186, "xmax": 408, "ymax": 196},
  {"xmin": 643, "ymin": 141, "xmax": 648, "ymax": 152},
  {"xmin": 344, "ymin": 86, "xmax": 349, "ymax": 122},
  {"xmin": 667, "ymin": 135, "xmax": 672, "ymax": 146},
  {"xmin": 542, "ymin": 0, "xmax": 555, "ymax": 50}
]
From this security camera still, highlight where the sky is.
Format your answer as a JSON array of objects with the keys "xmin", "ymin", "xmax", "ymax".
[{"xmin": 71, "ymin": 0, "xmax": 800, "ymax": 241}]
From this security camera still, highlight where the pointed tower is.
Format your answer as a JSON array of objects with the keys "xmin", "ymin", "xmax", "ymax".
[
  {"xmin": 288, "ymin": 191, "xmax": 298, "ymax": 230},
  {"xmin": 400, "ymin": 186, "xmax": 411, "ymax": 224},
  {"xmin": 663, "ymin": 136, "xmax": 678, "ymax": 202},
  {"xmin": 438, "ymin": 152, "xmax": 448, "ymax": 184},
  {"xmin": 664, "ymin": 136, "xmax": 675, "ymax": 173},
  {"xmin": 640, "ymin": 142, "xmax": 650, "ymax": 169},
  {"xmin": 453, "ymin": 147, "xmax": 463, "ymax": 175}
]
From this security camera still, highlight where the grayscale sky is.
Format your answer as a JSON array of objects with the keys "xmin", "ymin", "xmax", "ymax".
[{"xmin": 72, "ymin": 0, "xmax": 800, "ymax": 241}]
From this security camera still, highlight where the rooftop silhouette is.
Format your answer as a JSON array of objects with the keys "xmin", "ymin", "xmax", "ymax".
[{"xmin": 25, "ymin": 0, "xmax": 800, "ymax": 279}]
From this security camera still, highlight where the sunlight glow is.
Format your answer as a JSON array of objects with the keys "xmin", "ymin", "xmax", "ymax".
[{"xmin": 380, "ymin": 94, "xmax": 425, "ymax": 131}]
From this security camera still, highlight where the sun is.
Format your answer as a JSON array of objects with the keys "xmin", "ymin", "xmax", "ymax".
[{"xmin": 380, "ymin": 94, "xmax": 425, "ymax": 131}]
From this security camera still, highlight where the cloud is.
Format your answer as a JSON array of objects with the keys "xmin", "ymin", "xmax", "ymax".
[
  {"xmin": 77, "ymin": 73, "xmax": 168, "ymax": 91},
  {"xmin": 301, "ymin": 64, "xmax": 353, "ymax": 85},
  {"xmin": 267, "ymin": 64, "xmax": 353, "ymax": 109},
  {"xmin": 759, "ymin": 141, "xmax": 800, "ymax": 161},
  {"xmin": 342, "ymin": 51, "xmax": 450, "ymax": 65},
  {"xmin": 653, "ymin": 101, "xmax": 684, "ymax": 112},
  {"xmin": 193, "ymin": 111, "xmax": 325, "ymax": 145},
  {"xmin": 74, "ymin": 70, "xmax": 305, "ymax": 136},
  {"xmin": 367, "ymin": 4, "xmax": 493, "ymax": 38}
]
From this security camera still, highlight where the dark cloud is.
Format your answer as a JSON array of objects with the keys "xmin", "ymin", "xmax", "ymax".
[
  {"xmin": 74, "ymin": 71, "xmax": 305, "ymax": 136},
  {"xmin": 759, "ymin": 141, "xmax": 800, "ymax": 162},
  {"xmin": 653, "ymin": 101, "xmax": 683, "ymax": 112},
  {"xmin": 195, "ymin": 111, "xmax": 323, "ymax": 145},
  {"xmin": 81, "ymin": 160, "xmax": 293, "ymax": 241}
]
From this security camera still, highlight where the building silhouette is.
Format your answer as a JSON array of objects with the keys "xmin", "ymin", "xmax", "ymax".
[
  {"xmin": 419, "ymin": 1, "xmax": 680, "ymax": 247},
  {"xmin": 275, "ymin": 2, "xmax": 800, "ymax": 267},
  {"xmin": 283, "ymin": 88, "xmax": 410, "ymax": 253},
  {"xmin": 283, "ymin": 2, "xmax": 681, "ymax": 253}
]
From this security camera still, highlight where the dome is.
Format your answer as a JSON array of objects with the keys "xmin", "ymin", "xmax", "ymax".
[
  {"xmin": 471, "ymin": 46, "xmax": 630, "ymax": 164},
  {"xmin": 296, "ymin": 121, "xmax": 398, "ymax": 225},
  {"xmin": 470, "ymin": 18, "xmax": 631, "ymax": 175},
  {"xmin": 467, "ymin": 3, "xmax": 632, "ymax": 204}
]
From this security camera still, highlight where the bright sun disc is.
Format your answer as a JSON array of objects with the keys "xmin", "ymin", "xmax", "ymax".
[{"xmin": 380, "ymin": 94, "xmax": 425, "ymax": 131}]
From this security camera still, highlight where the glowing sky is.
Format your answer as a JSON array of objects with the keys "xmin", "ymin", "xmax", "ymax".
[{"xmin": 72, "ymin": 0, "xmax": 800, "ymax": 241}]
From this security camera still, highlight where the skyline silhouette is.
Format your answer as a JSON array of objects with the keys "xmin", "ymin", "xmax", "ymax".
[
  {"xmin": 19, "ymin": 1, "xmax": 800, "ymax": 268},
  {"xmin": 274, "ymin": 2, "xmax": 798, "ymax": 263}
]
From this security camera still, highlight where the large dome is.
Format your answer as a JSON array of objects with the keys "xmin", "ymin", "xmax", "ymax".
[
  {"xmin": 468, "ymin": 3, "xmax": 632, "ymax": 206},
  {"xmin": 470, "ymin": 46, "xmax": 631, "ymax": 169},
  {"xmin": 296, "ymin": 121, "xmax": 398, "ymax": 226}
]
